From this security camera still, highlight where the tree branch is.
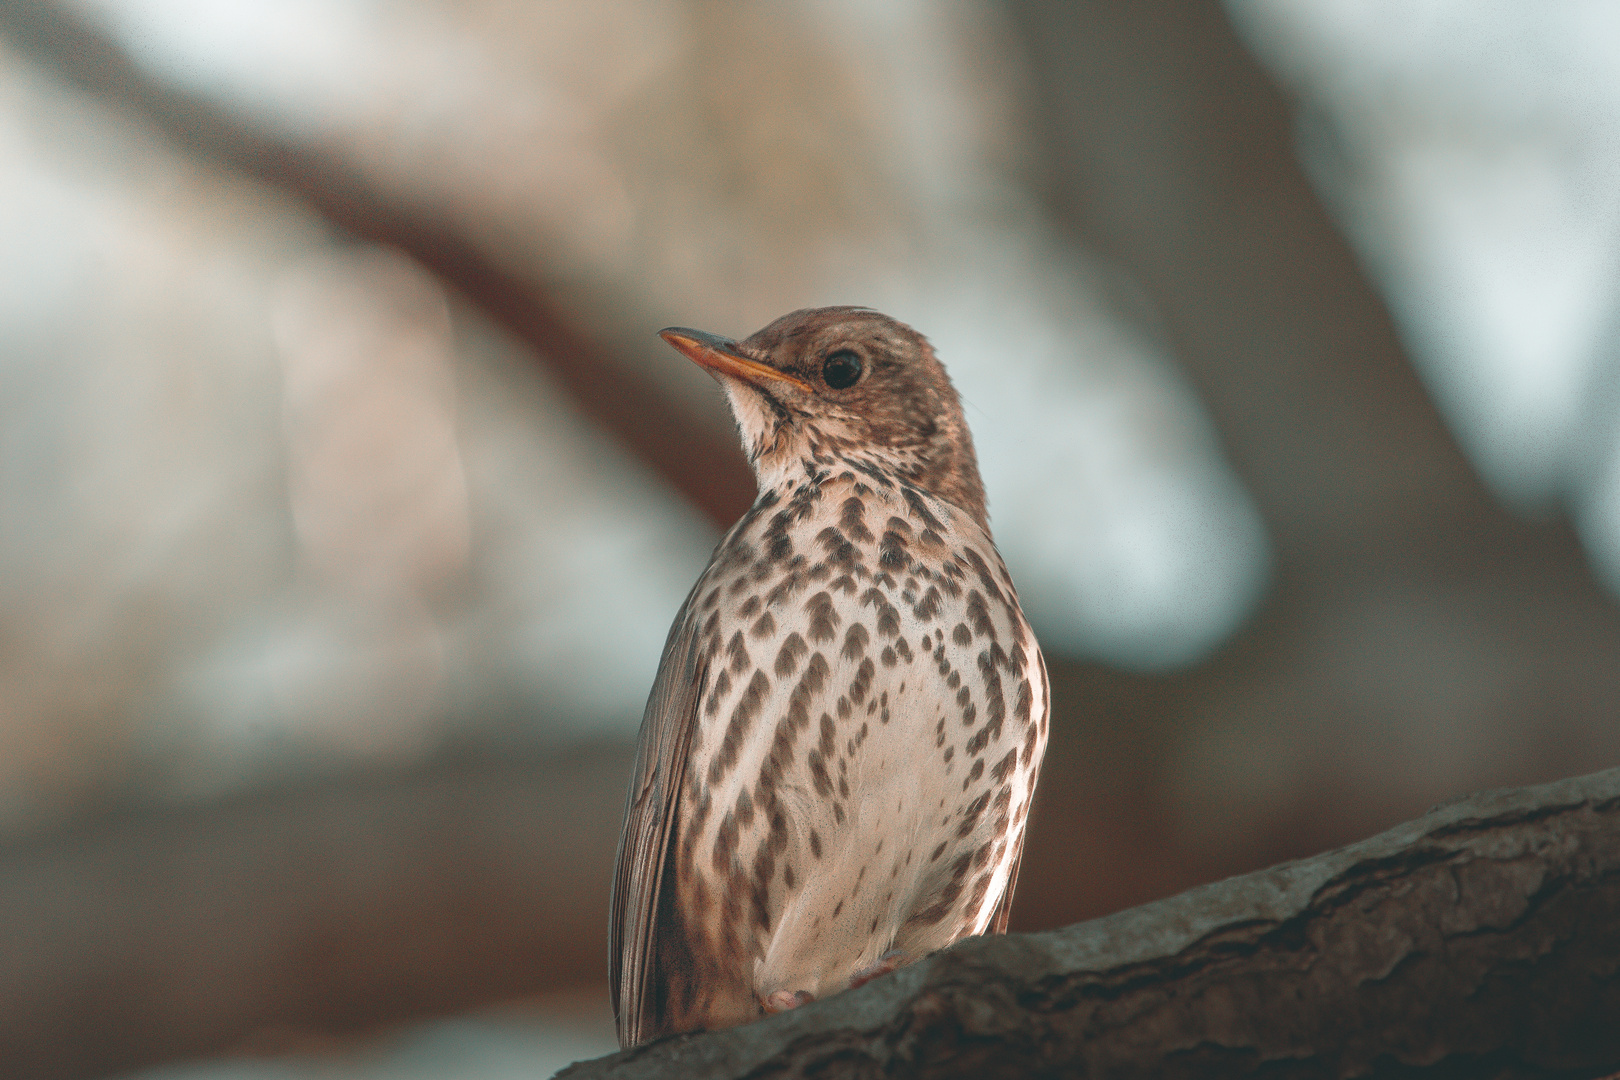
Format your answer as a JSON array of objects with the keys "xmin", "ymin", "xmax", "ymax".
[{"xmin": 560, "ymin": 767, "xmax": 1620, "ymax": 1078}]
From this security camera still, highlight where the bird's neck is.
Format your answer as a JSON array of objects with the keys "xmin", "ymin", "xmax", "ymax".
[{"xmin": 751, "ymin": 445, "xmax": 988, "ymax": 533}]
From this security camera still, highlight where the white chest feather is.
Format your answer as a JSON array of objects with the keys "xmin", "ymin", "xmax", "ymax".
[{"xmin": 681, "ymin": 473, "xmax": 1049, "ymax": 1000}]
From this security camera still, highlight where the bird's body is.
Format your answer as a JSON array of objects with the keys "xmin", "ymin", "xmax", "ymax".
[{"xmin": 611, "ymin": 308, "xmax": 1049, "ymax": 1047}]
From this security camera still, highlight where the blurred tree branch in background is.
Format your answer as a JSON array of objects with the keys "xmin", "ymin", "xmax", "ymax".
[
  {"xmin": 560, "ymin": 767, "xmax": 1620, "ymax": 1079},
  {"xmin": 0, "ymin": 750, "xmax": 626, "ymax": 1080},
  {"xmin": 0, "ymin": 0, "xmax": 756, "ymax": 526}
]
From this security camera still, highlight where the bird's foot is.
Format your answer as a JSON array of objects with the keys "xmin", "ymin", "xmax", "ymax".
[
  {"xmin": 849, "ymin": 949, "xmax": 909, "ymax": 989},
  {"xmin": 762, "ymin": 989, "xmax": 815, "ymax": 1013}
]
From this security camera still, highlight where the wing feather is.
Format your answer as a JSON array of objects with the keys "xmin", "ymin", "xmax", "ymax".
[{"xmin": 609, "ymin": 583, "xmax": 708, "ymax": 1048}]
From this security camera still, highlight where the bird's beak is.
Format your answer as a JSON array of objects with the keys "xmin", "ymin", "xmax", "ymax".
[{"xmin": 659, "ymin": 327, "xmax": 812, "ymax": 393}]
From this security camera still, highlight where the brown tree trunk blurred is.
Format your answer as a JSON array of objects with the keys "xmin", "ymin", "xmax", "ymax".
[{"xmin": 559, "ymin": 767, "xmax": 1620, "ymax": 1079}]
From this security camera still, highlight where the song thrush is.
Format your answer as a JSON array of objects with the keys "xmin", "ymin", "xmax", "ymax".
[{"xmin": 610, "ymin": 307, "xmax": 1049, "ymax": 1047}]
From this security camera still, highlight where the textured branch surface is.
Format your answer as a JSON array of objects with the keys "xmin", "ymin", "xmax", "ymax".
[{"xmin": 560, "ymin": 767, "xmax": 1620, "ymax": 1079}]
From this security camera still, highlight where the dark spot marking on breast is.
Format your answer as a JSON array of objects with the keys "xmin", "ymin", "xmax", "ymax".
[
  {"xmin": 786, "ymin": 652, "xmax": 829, "ymax": 731},
  {"xmin": 895, "ymin": 637, "xmax": 914, "ymax": 663},
  {"xmin": 842, "ymin": 622, "xmax": 870, "ymax": 661},
  {"xmin": 829, "ymin": 573, "xmax": 857, "ymax": 594},
  {"xmin": 942, "ymin": 746, "xmax": 955, "ymax": 763},
  {"xmin": 956, "ymin": 790, "xmax": 991, "ymax": 837},
  {"xmin": 961, "ymin": 758, "xmax": 985, "ymax": 791},
  {"xmin": 706, "ymin": 668, "xmax": 731, "ymax": 716},
  {"xmin": 881, "ymin": 645, "xmax": 897, "ymax": 668},
  {"xmin": 965, "ymin": 871, "xmax": 993, "ymax": 913},
  {"xmin": 750, "ymin": 848, "xmax": 774, "ymax": 932},
  {"xmin": 914, "ymin": 585, "xmax": 942, "ymax": 622},
  {"xmin": 879, "ymin": 528, "xmax": 909, "ymax": 571},
  {"xmin": 702, "ymin": 587, "xmax": 721, "ymax": 611},
  {"xmin": 991, "ymin": 748, "xmax": 1019, "ymax": 783},
  {"xmin": 717, "ymin": 538, "xmax": 755, "ymax": 573},
  {"xmin": 961, "ymin": 547, "xmax": 1006, "ymax": 605},
  {"xmin": 766, "ymin": 531, "xmax": 793, "ymax": 562},
  {"xmin": 807, "ymin": 748, "xmax": 834, "ymax": 797},
  {"xmin": 751, "ymin": 610, "xmax": 776, "ymax": 639},
  {"xmin": 765, "ymin": 570, "xmax": 806, "ymax": 608},
  {"xmin": 761, "ymin": 719, "xmax": 796, "ymax": 781},
  {"xmin": 739, "ymin": 595, "xmax": 761, "ymax": 620},
  {"xmin": 817, "ymin": 526, "xmax": 859, "ymax": 570},
  {"xmin": 819, "ymin": 713, "xmax": 837, "ymax": 759},
  {"xmin": 976, "ymin": 650, "xmax": 1006, "ymax": 739},
  {"xmin": 802, "ymin": 651, "xmax": 829, "ymax": 694},
  {"xmin": 966, "ymin": 591, "xmax": 995, "ymax": 639},
  {"xmin": 1022, "ymin": 723, "xmax": 1039, "ymax": 767},
  {"xmin": 841, "ymin": 497, "xmax": 873, "ymax": 543},
  {"xmin": 709, "ymin": 668, "xmax": 770, "ymax": 783},
  {"xmin": 727, "ymin": 631, "xmax": 750, "ymax": 675},
  {"xmin": 712, "ymin": 810, "xmax": 739, "ymax": 873},
  {"xmin": 805, "ymin": 591, "xmax": 840, "ymax": 642},
  {"xmin": 1014, "ymin": 679, "xmax": 1033, "ymax": 725},
  {"xmin": 952, "ymin": 622, "xmax": 972, "ymax": 647},
  {"xmin": 903, "ymin": 487, "xmax": 944, "ymax": 532},
  {"xmin": 775, "ymin": 632, "xmax": 807, "ymax": 677},
  {"xmin": 929, "ymin": 841, "xmax": 947, "ymax": 863},
  {"xmin": 849, "ymin": 457, "xmax": 893, "ymax": 488},
  {"xmin": 876, "ymin": 602, "xmax": 900, "ymax": 639},
  {"xmin": 849, "ymin": 657, "xmax": 875, "ymax": 704}
]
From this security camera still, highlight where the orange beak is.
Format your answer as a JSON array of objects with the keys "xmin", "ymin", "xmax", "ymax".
[{"xmin": 659, "ymin": 327, "xmax": 812, "ymax": 393}]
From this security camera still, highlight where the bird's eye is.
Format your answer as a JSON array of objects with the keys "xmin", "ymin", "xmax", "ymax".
[{"xmin": 822, "ymin": 350, "xmax": 863, "ymax": 389}]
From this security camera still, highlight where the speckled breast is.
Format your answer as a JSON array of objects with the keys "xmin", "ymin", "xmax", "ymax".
[{"xmin": 667, "ymin": 469, "xmax": 1049, "ymax": 1021}]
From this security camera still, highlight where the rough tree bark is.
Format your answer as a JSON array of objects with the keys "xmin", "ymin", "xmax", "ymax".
[{"xmin": 560, "ymin": 767, "xmax": 1620, "ymax": 1079}]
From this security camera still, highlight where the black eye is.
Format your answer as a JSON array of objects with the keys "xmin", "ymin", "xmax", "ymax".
[{"xmin": 822, "ymin": 349, "xmax": 863, "ymax": 389}]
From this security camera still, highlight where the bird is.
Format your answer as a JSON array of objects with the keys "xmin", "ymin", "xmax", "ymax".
[{"xmin": 610, "ymin": 306, "xmax": 1049, "ymax": 1048}]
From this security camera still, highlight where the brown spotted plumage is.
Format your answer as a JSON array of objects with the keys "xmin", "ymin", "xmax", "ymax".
[{"xmin": 610, "ymin": 307, "xmax": 1049, "ymax": 1047}]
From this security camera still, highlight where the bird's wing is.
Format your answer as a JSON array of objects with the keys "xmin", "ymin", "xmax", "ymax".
[
  {"xmin": 609, "ymin": 581, "xmax": 708, "ymax": 1048},
  {"xmin": 985, "ymin": 614, "xmax": 1046, "ymax": 937},
  {"xmin": 986, "ymin": 834, "xmax": 1025, "ymax": 935}
]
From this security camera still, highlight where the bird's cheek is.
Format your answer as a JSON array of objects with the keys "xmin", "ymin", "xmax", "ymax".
[{"xmin": 718, "ymin": 381, "xmax": 780, "ymax": 454}]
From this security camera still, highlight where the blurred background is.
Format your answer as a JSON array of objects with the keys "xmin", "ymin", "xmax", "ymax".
[{"xmin": 1, "ymin": 0, "xmax": 1618, "ymax": 1076}]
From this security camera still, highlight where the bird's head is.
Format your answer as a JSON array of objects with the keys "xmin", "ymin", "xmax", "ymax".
[{"xmin": 660, "ymin": 307, "xmax": 986, "ymax": 527}]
